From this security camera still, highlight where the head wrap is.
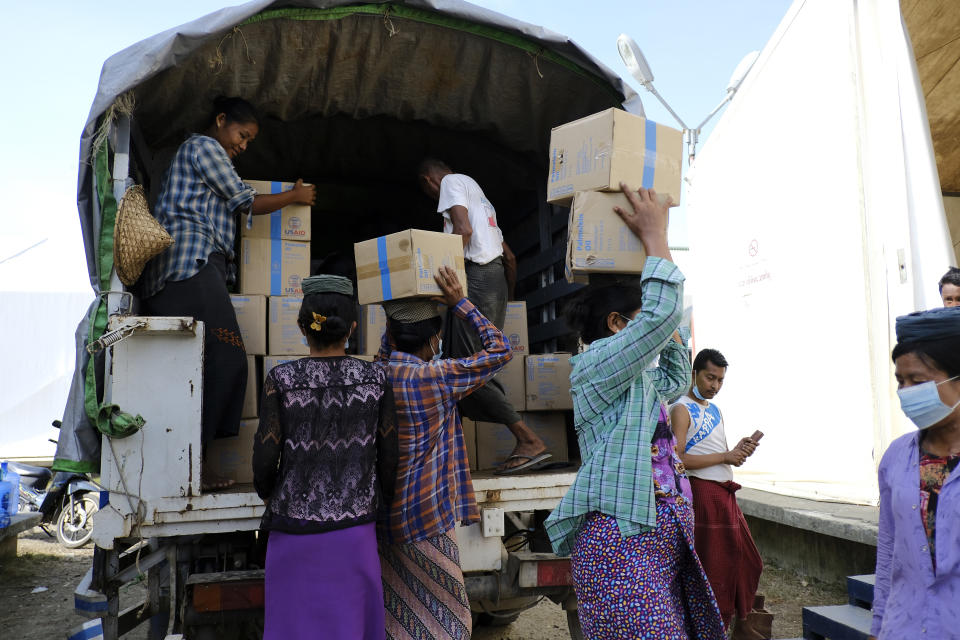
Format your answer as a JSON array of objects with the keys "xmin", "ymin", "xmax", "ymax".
[
  {"xmin": 383, "ymin": 299, "xmax": 442, "ymax": 323},
  {"xmin": 895, "ymin": 306, "xmax": 960, "ymax": 344},
  {"xmin": 302, "ymin": 274, "xmax": 354, "ymax": 297}
]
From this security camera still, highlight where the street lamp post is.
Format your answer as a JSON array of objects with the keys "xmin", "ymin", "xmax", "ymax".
[{"xmin": 617, "ymin": 34, "xmax": 758, "ymax": 165}]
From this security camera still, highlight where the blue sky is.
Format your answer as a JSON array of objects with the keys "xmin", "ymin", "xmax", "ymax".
[{"xmin": 0, "ymin": 0, "xmax": 793, "ymax": 292}]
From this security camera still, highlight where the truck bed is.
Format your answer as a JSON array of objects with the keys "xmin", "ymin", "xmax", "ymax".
[{"xmin": 94, "ymin": 470, "xmax": 578, "ymax": 545}]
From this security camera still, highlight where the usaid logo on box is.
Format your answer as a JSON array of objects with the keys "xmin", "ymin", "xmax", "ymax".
[
  {"xmin": 285, "ymin": 274, "xmax": 301, "ymax": 295},
  {"xmin": 285, "ymin": 216, "xmax": 306, "ymax": 238}
]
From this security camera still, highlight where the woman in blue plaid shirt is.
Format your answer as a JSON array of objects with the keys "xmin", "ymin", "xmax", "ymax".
[
  {"xmin": 545, "ymin": 185, "xmax": 725, "ymax": 639},
  {"xmin": 139, "ymin": 97, "xmax": 315, "ymax": 490}
]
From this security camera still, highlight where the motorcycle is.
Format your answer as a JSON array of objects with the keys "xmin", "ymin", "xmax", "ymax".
[{"xmin": 6, "ymin": 422, "xmax": 102, "ymax": 549}]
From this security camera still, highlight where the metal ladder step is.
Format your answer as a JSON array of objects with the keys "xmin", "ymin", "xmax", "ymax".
[
  {"xmin": 845, "ymin": 574, "xmax": 875, "ymax": 609},
  {"xmin": 802, "ymin": 604, "xmax": 872, "ymax": 640}
]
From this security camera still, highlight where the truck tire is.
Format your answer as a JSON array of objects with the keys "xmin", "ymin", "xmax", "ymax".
[
  {"xmin": 567, "ymin": 609, "xmax": 585, "ymax": 640},
  {"xmin": 475, "ymin": 608, "xmax": 522, "ymax": 627}
]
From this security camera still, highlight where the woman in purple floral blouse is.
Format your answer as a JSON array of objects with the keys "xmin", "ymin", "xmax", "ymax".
[{"xmin": 872, "ymin": 308, "xmax": 960, "ymax": 639}]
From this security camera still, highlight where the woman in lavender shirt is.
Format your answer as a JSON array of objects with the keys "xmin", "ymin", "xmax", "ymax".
[{"xmin": 871, "ymin": 308, "xmax": 960, "ymax": 639}]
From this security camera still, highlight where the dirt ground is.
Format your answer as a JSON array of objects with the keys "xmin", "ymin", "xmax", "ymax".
[{"xmin": 1, "ymin": 527, "xmax": 847, "ymax": 639}]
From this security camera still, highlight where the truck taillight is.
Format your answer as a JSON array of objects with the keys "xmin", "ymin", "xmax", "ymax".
[
  {"xmin": 537, "ymin": 559, "xmax": 573, "ymax": 586},
  {"xmin": 518, "ymin": 555, "xmax": 574, "ymax": 588},
  {"xmin": 192, "ymin": 580, "xmax": 264, "ymax": 612}
]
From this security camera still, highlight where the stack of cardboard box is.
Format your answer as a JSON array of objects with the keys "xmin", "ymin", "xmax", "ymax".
[
  {"xmin": 460, "ymin": 302, "xmax": 575, "ymax": 471},
  {"xmin": 209, "ymin": 180, "xmax": 312, "ymax": 483},
  {"xmin": 547, "ymin": 108, "xmax": 683, "ymax": 281}
]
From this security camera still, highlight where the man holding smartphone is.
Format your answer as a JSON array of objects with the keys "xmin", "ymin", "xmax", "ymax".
[{"xmin": 670, "ymin": 349, "xmax": 770, "ymax": 640}]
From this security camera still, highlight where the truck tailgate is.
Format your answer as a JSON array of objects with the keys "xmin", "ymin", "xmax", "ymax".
[{"xmin": 471, "ymin": 468, "xmax": 577, "ymax": 512}]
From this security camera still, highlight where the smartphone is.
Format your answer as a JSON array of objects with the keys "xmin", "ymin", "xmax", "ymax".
[{"xmin": 750, "ymin": 430, "xmax": 764, "ymax": 442}]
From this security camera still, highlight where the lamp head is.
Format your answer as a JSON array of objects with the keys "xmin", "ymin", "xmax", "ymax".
[{"xmin": 617, "ymin": 34, "xmax": 655, "ymax": 87}]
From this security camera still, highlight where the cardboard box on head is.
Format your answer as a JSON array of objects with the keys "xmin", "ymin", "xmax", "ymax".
[
  {"xmin": 354, "ymin": 229, "xmax": 467, "ymax": 305},
  {"xmin": 565, "ymin": 190, "xmax": 672, "ymax": 280},
  {"xmin": 547, "ymin": 108, "xmax": 683, "ymax": 206}
]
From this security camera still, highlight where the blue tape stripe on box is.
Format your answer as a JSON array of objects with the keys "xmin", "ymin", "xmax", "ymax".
[
  {"xmin": 271, "ymin": 239, "xmax": 282, "ymax": 295},
  {"xmin": 642, "ymin": 120, "xmax": 657, "ymax": 189},
  {"xmin": 376, "ymin": 236, "xmax": 392, "ymax": 300},
  {"xmin": 270, "ymin": 181, "xmax": 283, "ymax": 238}
]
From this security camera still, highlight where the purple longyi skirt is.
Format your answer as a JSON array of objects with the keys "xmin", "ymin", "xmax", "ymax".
[{"xmin": 264, "ymin": 522, "xmax": 385, "ymax": 640}]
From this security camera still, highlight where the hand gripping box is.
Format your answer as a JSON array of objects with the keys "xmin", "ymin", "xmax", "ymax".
[
  {"xmin": 241, "ymin": 180, "xmax": 311, "ymax": 241},
  {"xmin": 240, "ymin": 238, "xmax": 310, "ymax": 297},
  {"xmin": 354, "ymin": 229, "xmax": 467, "ymax": 305},
  {"xmin": 547, "ymin": 108, "xmax": 683, "ymax": 206}
]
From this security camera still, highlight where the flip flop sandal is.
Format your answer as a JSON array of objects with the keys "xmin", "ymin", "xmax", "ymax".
[
  {"xmin": 494, "ymin": 452, "xmax": 553, "ymax": 475},
  {"xmin": 534, "ymin": 461, "xmax": 576, "ymax": 471}
]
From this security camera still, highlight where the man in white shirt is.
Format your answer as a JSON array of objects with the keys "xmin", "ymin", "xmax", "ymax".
[
  {"xmin": 418, "ymin": 158, "xmax": 548, "ymax": 474},
  {"xmin": 670, "ymin": 349, "xmax": 769, "ymax": 639}
]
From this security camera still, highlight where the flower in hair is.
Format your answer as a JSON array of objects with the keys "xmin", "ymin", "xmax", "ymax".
[{"xmin": 310, "ymin": 312, "xmax": 327, "ymax": 331}]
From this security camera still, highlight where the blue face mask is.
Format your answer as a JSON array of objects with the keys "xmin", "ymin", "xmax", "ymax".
[
  {"xmin": 897, "ymin": 376, "xmax": 960, "ymax": 430},
  {"xmin": 431, "ymin": 337, "xmax": 443, "ymax": 362},
  {"xmin": 692, "ymin": 384, "xmax": 707, "ymax": 401}
]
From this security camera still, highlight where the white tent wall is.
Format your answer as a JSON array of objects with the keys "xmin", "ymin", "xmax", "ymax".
[
  {"xmin": 685, "ymin": 0, "xmax": 952, "ymax": 504},
  {"xmin": 0, "ymin": 291, "xmax": 93, "ymax": 462}
]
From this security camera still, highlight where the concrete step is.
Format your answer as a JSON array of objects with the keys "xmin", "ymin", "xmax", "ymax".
[
  {"xmin": 846, "ymin": 574, "xmax": 875, "ymax": 609},
  {"xmin": 802, "ymin": 604, "xmax": 872, "ymax": 640}
]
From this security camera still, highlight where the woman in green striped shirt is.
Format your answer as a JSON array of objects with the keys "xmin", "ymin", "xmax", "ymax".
[{"xmin": 545, "ymin": 185, "xmax": 724, "ymax": 639}]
